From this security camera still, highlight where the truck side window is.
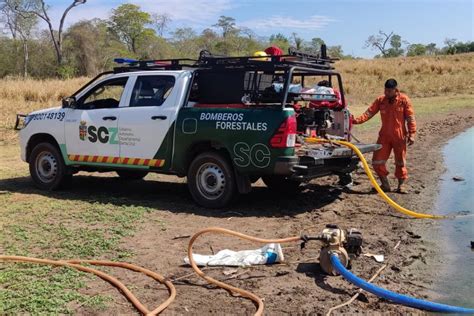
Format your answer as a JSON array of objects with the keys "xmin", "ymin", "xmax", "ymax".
[
  {"xmin": 130, "ymin": 76, "xmax": 175, "ymax": 107},
  {"xmin": 78, "ymin": 77, "xmax": 128, "ymax": 110}
]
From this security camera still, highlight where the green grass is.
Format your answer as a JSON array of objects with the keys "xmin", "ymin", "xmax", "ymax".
[
  {"xmin": 0, "ymin": 265, "xmax": 110, "ymax": 314},
  {"xmin": 0, "ymin": 146, "xmax": 164, "ymax": 314}
]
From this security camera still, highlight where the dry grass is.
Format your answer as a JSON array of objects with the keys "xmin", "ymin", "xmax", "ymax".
[
  {"xmin": 0, "ymin": 77, "xmax": 89, "ymax": 143},
  {"xmin": 0, "ymin": 53, "xmax": 473, "ymax": 143},
  {"xmin": 337, "ymin": 53, "xmax": 474, "ymax": 105}
]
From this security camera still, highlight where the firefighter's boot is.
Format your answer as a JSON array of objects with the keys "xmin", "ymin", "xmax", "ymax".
[
  {"xmin": 396, "ymin": 179, "xmax": 407, "ymax": 194},
  {"xmin": 380, "ymin": 176, "xmax": 391, "ymax": 192}
]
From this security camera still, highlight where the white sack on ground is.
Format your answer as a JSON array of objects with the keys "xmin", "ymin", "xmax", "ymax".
[{"xmin": 184, "ymin": 243, "xmax": 284, "ymax": 267}]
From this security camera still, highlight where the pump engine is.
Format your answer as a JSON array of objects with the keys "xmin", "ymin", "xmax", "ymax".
[{"xmin": 301, "ymin": 224, "xmax": 363, "ymax": 275}]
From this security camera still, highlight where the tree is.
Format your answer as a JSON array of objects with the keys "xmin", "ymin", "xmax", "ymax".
[
  {"xmin": 365, "ymin": 30, "xmax": 394, "ymax": 57},
  {"xmin": 468, "ymin": 41, "xmax": 474, "ymax": 52},
  {"xmin": 151, "ymin": 13, "xmax": 171, "ymax": 37},
  {"xmin": 426, "ymin": 43, "xmax": 437, "ymax": 55},
  {"xmin": 199, "ymin": 28, "xmax": 218, "ymax": 51},
  {"xmin": 269, "ymin": 33, "xmax": 289, "ymax": 52},
  {"xmin": 440, "ymin": 40, "xmax": 474, "ymax": 55},
  {"xmin": 385, "ymin": 34, "xmax": 404, "ymax": 57},
  {"xmin": 170, "ymin": 27, "xmax": 199, "ymax": 57},
  {"xmin": 213, "ymin": 15, "xmax": 237, "ymax": 38},
  {"xmin": 291, "ymin": 32, "xmax": 304, "ymax": 50},
  {"xmin": 108, "ymin": 4, "xmax": 152, "ymax": 54},
  {"xmin": 406, "ymin": 43, "xmax": 427, "ymax": 56},
  {"xmin": 64, "ymin": 19, "xmax": 117, "ymax": 76},
  {"xmin": 365, "ymin": 31, "xmax": 405, "ymax": 57},
  {"xmin": 1, "ymin": 0, "xmax": 38, "ymax": 76},
  {"xmin": 327, "ymin": 45, "xmax": 344, "ymax": 59},
  {"xmin": 454, "ymin": 41, "xmax": 470, "ymax": 53},
  {"xmin": 444, "ymin": 38, "xmax": 457, "ymax": 54},
  {"xmin": 239, "ymin": 26, "xmax": 255, "ymax": 39},
  {"xmin": 11, "ymin": 0, "xmax": 86, "ymax": 65},
  {"xmin": 269, "ymin": 33, "xmax": 287, "ymax": 43},
  {"xmin": 310, "ymin": 37, "xmax": 325, "ymax": 51}
]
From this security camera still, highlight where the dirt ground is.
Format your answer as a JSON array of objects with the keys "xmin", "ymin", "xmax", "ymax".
[
  {"xmin": 67, "ymin": 108, "xmax": 472, "ymax": 315},
  {"xmin": 1, "ymin": 107, "xmax": 473, "ymax": 315}
]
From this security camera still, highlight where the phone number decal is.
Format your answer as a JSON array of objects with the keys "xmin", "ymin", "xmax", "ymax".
[{"xmin": 29, "ymin": 112, "xmax": 65, "ymax": 122}]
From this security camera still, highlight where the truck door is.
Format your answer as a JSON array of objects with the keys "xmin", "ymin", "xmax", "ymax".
[
  {"xmin": 64, "ymin": 77, "xmax": 129, "ymax": 163},
  {"xmin": 117, "ymin": 74, "xmax": 178, "ymax": 168}
]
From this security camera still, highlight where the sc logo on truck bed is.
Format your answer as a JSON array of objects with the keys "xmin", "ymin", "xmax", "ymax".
[
  {"xmin": 233, "ymin": 142, "xmax": 271, "ymax": 168},
  {"xmin": 79, "ymin": 121, "xmax": 118, "ymax": 144}
]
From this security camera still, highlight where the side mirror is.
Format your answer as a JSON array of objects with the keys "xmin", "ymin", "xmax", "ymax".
[{"xmin": 62, "ymin": 96, "xmax": 77, "ymax": 108}]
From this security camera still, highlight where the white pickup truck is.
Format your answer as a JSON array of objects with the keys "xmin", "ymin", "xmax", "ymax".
[{"xmin": 15, "ymin": 51, "xmax": 379, "ymax": 207}]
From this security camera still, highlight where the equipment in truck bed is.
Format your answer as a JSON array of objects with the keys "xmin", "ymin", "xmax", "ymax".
[{"xmin": 112, "ymin": 46, "xmax": 346, "ymax": 107}]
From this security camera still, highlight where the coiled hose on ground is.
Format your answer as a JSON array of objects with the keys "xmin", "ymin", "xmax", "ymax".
[
  {"xmin": 305, "ymin": 137, "xmax": 446, "ymax": 219},
  {"xmin": 330, "ymin": 253, "xmax": 474, "ymax": 314},
  {"xmin": 187, "ymin": 227, "xmax": 302, "ymax": 316},
  {"xmin": 0, "ymin": 256, "xmax": 176, "ymax": 315}
]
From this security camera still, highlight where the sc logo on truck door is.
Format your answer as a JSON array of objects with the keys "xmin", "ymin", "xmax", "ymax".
[
  {"xmin": 79, "ymin": 121, "xmax": 118, "ymax": 144},
  {"xmin": 233, "ymin": 142, "xmax": 271, "ymax": 168}
]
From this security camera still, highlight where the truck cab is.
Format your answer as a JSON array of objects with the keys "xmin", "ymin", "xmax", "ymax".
[{"xmin": 16, "ymin": 48, "xmax": 380, "ymax": 208}]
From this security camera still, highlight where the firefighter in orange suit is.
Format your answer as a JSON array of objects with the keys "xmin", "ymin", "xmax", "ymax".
[{"xmin": 352, "ymin": 79, "xmax": 416, "ymax": 193}]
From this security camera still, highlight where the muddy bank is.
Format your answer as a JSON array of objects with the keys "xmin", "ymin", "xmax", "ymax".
[{"xmin": 77, "ymin": 108, "xmax": 474, "ymax": 315}]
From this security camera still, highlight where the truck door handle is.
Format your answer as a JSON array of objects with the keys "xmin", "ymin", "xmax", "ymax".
[
  {"xmin": 102, "ymin": 116, "xmax": 117, "ymax": 121},
  {"xmin": 151, "ymin": 115, "xmax": 167, "ymax": 120}
]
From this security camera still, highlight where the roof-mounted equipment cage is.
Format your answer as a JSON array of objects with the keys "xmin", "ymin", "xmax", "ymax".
[{"xmin": 85, "ymin": 44, "xmax": 345, "ymax": 108}]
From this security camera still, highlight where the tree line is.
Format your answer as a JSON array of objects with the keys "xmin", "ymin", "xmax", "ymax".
[
  {"xmin": 365, "ymin": 30, "xmax": 474, "ymax": 58},
  {"xmin": 0, "ymin": 1, "xmax": 473, "ymax": 78}
]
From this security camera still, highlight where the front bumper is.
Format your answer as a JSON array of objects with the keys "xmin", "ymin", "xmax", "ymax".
[{"xmin": 14, "ymin": 114, "xmax": 27, "ymax": 130}]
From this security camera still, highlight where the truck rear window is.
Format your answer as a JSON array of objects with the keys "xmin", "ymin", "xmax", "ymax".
[{"xmin": 130, "ymin": 75, "xmax": 175, "ymax": 107}]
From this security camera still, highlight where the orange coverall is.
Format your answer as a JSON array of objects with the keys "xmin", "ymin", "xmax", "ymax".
[{"xmin": 354, "ymin": 91, "xmax": 416, "ymax": 179}]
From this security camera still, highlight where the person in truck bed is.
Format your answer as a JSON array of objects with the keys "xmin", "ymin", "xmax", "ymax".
[{"xmin": 352, "ymin": 79, "xmax": 416, "ymax": 193}]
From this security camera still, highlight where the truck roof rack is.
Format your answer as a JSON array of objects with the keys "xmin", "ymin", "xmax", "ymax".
[{"xmin": 113, "ymin": 45, "xmax": 338, "ymax": 74}]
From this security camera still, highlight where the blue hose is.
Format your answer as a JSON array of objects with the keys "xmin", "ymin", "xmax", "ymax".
[{"xmin": 330, "ymin": 253, "xmax": 474, "ymax": 314}]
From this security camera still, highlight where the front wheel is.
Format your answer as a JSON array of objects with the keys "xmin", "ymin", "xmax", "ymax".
[
  {"xmin": 187, "ymin": 152, "xmax": 237, "ymax": 208},
  {"xmin": 29, "ymin": 142, "xmax": 71, "ymax": 190}
]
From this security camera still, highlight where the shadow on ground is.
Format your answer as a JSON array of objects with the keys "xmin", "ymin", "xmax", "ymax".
[
  {"xmin": 0, "ymin": 174, "xmax": 343, "ymax": 218},
  {"xmin": 296, "ymin": 262, "xmax": 351, "ymax": 296}
]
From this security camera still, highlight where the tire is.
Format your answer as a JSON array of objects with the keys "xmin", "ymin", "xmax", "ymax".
[
  {"xmin": 29, "ymin": 142, "xmax": 71, "ymax": 190},
  {"xmin": 187, "ymin": 151, "xmax": 237, "ymax": 208},
  {"xmin": 116, "ymin": 170, "xmax": 148, "ymax": 180},
  {"xmin": 262, "ymin": 175, "xmax": 301, "ymax": 194}
]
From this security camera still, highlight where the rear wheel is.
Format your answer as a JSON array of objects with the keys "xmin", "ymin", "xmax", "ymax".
[
  {"xmin": 29, "ymin": 142, "xmax": 71, "ymax": 190},
  {"xmin": 116, "ymin": 170, "xmax": 148, "ymax": 180},
  {"xmin": 262, "ymin": 175, "xmax": 301, "ymax": 193},
  {"xmin": 187, "ymin": 152, "xmax": 237, "ymax": 208}
]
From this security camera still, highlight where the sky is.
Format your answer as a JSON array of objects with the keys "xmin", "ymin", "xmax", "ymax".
[{"xmin": 42, "ymin": 0, "xmax": 474, "ymax": 57}]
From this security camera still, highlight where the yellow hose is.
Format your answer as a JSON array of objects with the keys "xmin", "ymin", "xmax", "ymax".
[{"xmin": 305, "ymin": 138, "xmax": 445, "ymax": 219}]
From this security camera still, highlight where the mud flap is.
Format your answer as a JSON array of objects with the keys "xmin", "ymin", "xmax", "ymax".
[{"xmin": 234, "ymin": 170, "xmax": 252, "ymax": 194}]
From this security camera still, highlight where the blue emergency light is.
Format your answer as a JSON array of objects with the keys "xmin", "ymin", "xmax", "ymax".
[{"xmin": 114, "ymin": 58, "xmax": 138, "ymax": 64}]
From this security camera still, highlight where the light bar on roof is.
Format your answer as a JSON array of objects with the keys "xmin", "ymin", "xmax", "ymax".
[{"xmin": 114, "ymin": 58, "xmax": 138, "ymax": 64}]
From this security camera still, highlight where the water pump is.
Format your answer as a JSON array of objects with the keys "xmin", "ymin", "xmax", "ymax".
[{"xmin": 301, "ymin": 224, "xmax": 363, "ymax": 275}]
